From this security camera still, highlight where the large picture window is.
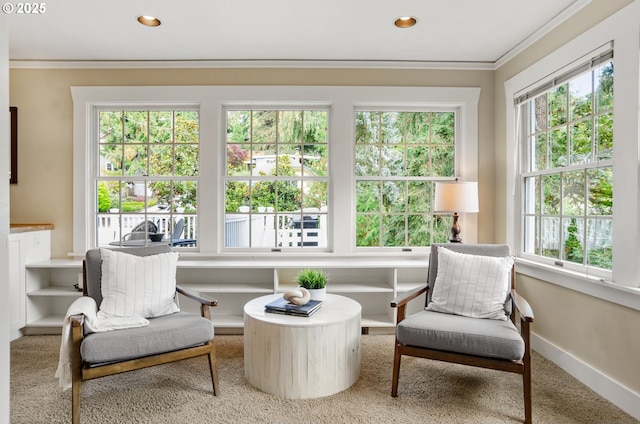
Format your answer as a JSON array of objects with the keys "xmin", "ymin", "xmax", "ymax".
[
  {"xmin": 354, "ymin": 110, "xmax": 457, "ymax": 247},
  {"xmin": 96, "ymin": 108, "xmax": 199, "ymax": 248},
  {"xmin": 224, "ymin": 108, "xmax": 329, "ymax": 249},
  {"xmin": 518, "ymin": 54, "xmax": 613, "ymax": 272}
]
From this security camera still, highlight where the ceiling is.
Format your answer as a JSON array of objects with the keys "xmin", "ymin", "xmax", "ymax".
[{"xmin": 8, "ymin": 0, "xmax": 587, "ymax": 67}]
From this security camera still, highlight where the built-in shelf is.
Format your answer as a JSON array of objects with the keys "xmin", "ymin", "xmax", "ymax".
[
  {"xmin": 327, "ymin": 284, "xmax": 394, "ymax": 293},
  {"xmin": 180, "ymin": 283, "xmax": 273, "ymax": 294},
  {"xmin": 396, "ymin": 282, "xmax": 427, "ymax": 292},
  {"xmin": 361, "ymin": 314, "xmax": 396, "ymax": 328},
  {"xmin": 23, "ymin": 256, "xmax": 429, "ymax": 334},
  {"xmin": 26, "ymin": 315, "xmax": 66, "ymax": 328},
  {"xmin": 208, "ymin": 314, "xmax": 245, "ymax": 328},
  {"xmin": 26, "ymin": 259, "xmax": 82, "ymax": 269},
  {"xmin": 28, "ymin": 287, "xmax": 83, "ymax": 296}
]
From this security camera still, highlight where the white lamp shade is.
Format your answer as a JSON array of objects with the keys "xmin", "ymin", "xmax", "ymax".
[{"xmin": 434, "ymin": 181, "xmax": 479, "ymax": 213}]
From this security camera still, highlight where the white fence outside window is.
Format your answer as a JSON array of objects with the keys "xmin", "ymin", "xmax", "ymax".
[{"xmin": 97, "ymin": 210, "xmax": 327, "ymax": 248}]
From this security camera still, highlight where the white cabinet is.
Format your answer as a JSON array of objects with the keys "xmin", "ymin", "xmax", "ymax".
[
  {"xmin": 9, "ymin": 237, "xmax": 23, "ymax": 340},
  {"xmin": 24, "ymin": 259, "xmax": 83, "ymax": 334},
  {"xmin": 24, "ymin": 255, "xmax": 429, "ymax": 334},
  {"xmin": 9, "ymin": 230, "xmax": 53, "ymax": 340}
]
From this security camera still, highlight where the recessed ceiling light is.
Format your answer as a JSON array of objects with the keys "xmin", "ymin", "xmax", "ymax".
[
  {"xmin": 394, "ymin": 16, "xmax": 417, "ymax": 28},
  {"xmin": 137, "ymin": 15, "xmax": 161, "ymax": 27}
]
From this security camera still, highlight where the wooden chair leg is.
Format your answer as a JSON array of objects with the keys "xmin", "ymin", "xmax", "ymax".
[
  {"xmin": 523, "ymin": 358, "xmax": 532, "ymax": 423},
  {"xmin": 72, "ymin": 379, "xmax": 80, "ymax": 424},
  {"xmin": 391, "ymin": 344, "xmax": 402, "ymax": 397},
  {"xmin": 208, "ymin": 343, "xmax": 220, "ymax": 396},
  {"xmin": 522, "ymin": 322, "xmax": 532, "ymax": 424},
  {"xmin": 71, "ymin": 319, "xmax": 83, "ymax": 424}
]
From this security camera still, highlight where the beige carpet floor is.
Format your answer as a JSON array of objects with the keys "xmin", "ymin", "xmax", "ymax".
[{"xmin": 10, "ymin": 334, "xmax": 638, "ymax": 424}]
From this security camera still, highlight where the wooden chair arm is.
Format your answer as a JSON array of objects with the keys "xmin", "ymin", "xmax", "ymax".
[
  {"xmin": 69, "ymin": 313, "xmax": 85, "ymax": 327},
  {"xmin": 176, "ymin": 285, "xmax": 218, "ymax": 307},
  {"xmin": 511, "ymin": 289, "xmax": 534, "ymax": 322},
  {"xmin": 390, "ymin": 284, "xmax": 428, "ymax": 308},
  {"xmin": 391, "ymin": 284, "xmax": 428, "ymax": 325},
  {"xmin": 70, "ymin": 313, "xmax": 85, "ymax": 400},
  {"xmin": 70, "ymin": 313, "xmax": 85, "ymax": 363}
]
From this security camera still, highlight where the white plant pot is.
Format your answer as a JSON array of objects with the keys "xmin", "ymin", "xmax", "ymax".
[{"xmin": 307, "ymin": 287, "xmax": 327, "ymax": 302}]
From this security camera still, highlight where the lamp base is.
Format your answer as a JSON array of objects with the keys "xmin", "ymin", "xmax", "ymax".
[{"xmin": 449, "ymin": 212, "xmax": 462, "ymax": 243}]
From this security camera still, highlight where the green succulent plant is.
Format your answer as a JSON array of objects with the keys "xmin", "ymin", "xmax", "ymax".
[{"xmin": 296, "ymin": 269, "xmax": 327, "ymax": 290}]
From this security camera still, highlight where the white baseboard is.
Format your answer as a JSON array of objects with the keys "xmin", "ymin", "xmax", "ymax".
[{"xmin": 532, "ymin": 333, "xmax": 640, "ymax": 421}]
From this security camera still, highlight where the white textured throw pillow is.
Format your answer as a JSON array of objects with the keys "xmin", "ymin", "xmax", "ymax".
[
  {"xmin": 98, "ymin": 249, "xmax": 180, "ymax": 319},
  {"xmin": 427, "ymin": 246, "xmax": 514, "ymax": 320}
]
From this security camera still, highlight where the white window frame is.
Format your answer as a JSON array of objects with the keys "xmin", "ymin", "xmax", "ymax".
[
  {"xmin": 504, "ymin": 1, "xmax": 640, "ymax": 308},
  {"xmin": 72, "ymin": 86, "xmax": 480, "ymax": 257}
]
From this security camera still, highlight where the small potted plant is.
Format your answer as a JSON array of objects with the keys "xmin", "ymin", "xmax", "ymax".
[{"xmin": 296, "ymin": 268, "xmax": 328, "ymax": 301}]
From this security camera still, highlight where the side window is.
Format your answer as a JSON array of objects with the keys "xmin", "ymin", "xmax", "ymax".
[{"xmin": 519, "ymin": 57, "xmax": 613, "ymax": 271}]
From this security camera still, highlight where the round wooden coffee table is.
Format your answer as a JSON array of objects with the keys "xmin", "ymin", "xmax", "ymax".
[{"xmin": 244, "ymin": 293, "xmax": 361, "ymax": 399}]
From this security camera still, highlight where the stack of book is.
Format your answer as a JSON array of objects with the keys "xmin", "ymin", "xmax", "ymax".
[{"xmin": 265, "ymin": 297, "xmax": 323, "ymax": 317}]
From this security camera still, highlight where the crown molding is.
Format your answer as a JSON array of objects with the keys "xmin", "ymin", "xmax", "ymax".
[
  {"xmin": 9, "ymin": 59, "xmax": 496, "ymax": 71},
  {"xmin": 494, "ymin": 0, "xmax": 592, "ymax": 68}
]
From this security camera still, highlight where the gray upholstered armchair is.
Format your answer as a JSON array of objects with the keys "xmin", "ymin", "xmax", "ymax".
[
  {"xmin": 69, "ymin": 245, "xmax": 219, "ymax": 424},
  {"xmin": 390, "ymin": 244, "xmax": 534, "ymax": 424}
]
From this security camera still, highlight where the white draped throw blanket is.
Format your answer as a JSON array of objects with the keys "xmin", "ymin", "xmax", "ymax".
[{"xmin": 55, "ymin": 296, "xmax": 149, "ymax": 390}]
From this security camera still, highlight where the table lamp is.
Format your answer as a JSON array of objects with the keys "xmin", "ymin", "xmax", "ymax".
[{"xmin": 434, "ymin": 181, "xmax": 479, "ymax": 243}]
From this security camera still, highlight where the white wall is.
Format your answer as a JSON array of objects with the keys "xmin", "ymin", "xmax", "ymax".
[{"xmin": 1, "ymin": 12, "xmax": 11, "ymax": 424}]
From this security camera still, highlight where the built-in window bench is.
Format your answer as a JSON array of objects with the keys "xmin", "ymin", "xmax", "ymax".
[{"xmin": 21, "ymin": 252, "xmax": 429, "ymax": 335}]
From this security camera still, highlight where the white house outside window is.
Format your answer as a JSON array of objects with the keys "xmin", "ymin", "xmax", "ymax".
[{"xmin": 224, "ymin": 108, "xmax": 329, "ymax": 249}]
